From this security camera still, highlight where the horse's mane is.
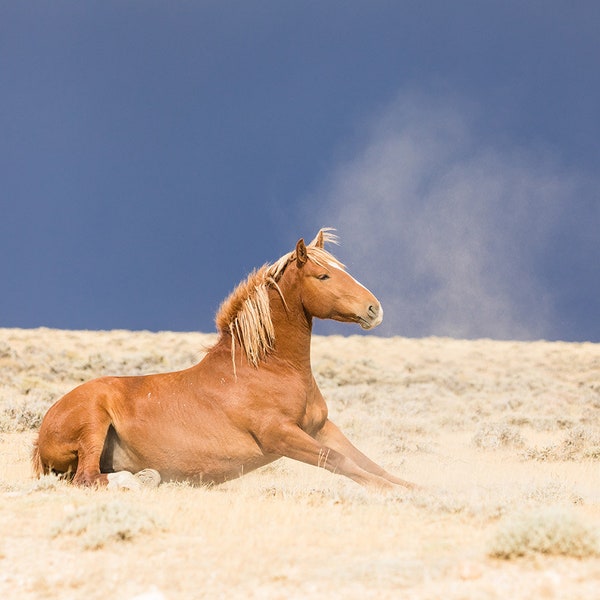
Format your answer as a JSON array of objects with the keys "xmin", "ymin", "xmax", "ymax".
[{"xmin": 215, "ymin": 228, "xmax": 342, "ymax": 371}]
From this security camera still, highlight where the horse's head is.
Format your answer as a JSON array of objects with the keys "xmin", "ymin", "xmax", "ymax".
[
  {"xmin": 216, "ymin": 228, "xmax": 383, "ymax": 372},
  {"xmin": 291, "ymin": 230, "xmax": 383, "ymax": 330}
]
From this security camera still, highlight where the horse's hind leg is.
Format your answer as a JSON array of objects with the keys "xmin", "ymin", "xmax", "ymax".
[
  {"xmin": 38, "ymin": 385, "xmax": 161, "ymax": 489},
  {"xmin": 72, "ymin": 419, "xmax": 113, "ymax": 487},
  {"xmin": 74, "ymin": 419, "xmax": 161, "ymax": 489},
  {"xmin": 35, "ymin": 392, "xmax": 110, "ymax": 485},
  {"xmin": 44, "ymin": 389, "xmax": 114, "ymax": 486},
  {"xmin": 75, "ymin": 425, "xmax": 160, "ymax": 488},
  {"xmin": 75, "ymin": 434, "xmax": 161, "ymax": 489}
]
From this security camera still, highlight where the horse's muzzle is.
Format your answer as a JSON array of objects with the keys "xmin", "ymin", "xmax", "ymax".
[{"xmin": 359, "ymin": 303, "xmax": 384, "ymax": 329}]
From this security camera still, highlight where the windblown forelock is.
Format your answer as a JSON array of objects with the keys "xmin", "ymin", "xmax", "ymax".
[{"xmin": 305, "ymin": 247, "xmax": 345, "ymax": 271}]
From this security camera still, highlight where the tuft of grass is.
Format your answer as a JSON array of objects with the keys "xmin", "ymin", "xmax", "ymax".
[
  {"xmin": 1, "ymin": 473, "xmax": 69, "ymax": 495},
  {"xmin": 0, "ymin": 389, "xmax": 55, "ymax": 432},
  {"xmin": 50, "ymin": 500, "xmax": 162, "ymax": 550},
  {"xmin": 524, "ymin": 481, "xmax": 584, "ymax": 506},
  {"xmin": 472, "ymin": 422, "xmax": 525, "ymax": 450},
  {"xmin": 488, "ymin": 507, "xmax": 600, "ymax": 559},
  {"xmin": 522, "ymin": 426, "xmax": 600, "ymax": 462}
]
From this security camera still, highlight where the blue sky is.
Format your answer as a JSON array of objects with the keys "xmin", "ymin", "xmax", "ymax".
[{"xmin": 1, "ymin": 2, "xmax": 598, "ymax": 341}]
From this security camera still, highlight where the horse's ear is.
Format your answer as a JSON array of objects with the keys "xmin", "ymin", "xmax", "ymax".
[
  {"xmin": 295, "ymin": 238, "xmax": 308, "ymax": 267},
  {"xmin": 314, "ymin": 229, "xmax": 325, "ymax": 248},
  {"xmin": 308, "ymin": 227, "xmax": 337, "ymax": 249}
]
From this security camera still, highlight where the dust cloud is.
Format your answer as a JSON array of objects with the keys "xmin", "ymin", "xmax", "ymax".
[{"xmin": 312, "ymin": 90, "xmax": 595, "ymax": 340}]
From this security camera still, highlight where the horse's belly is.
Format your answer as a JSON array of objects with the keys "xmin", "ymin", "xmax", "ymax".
[
  {"xmin": 107, "ymin": 428, "xmax": 275, "ymax": 483},
  {"xmin": 168, "ymin": 454, "xmax": 278, "ymax": 484},
  {"xmin": 109, "ymin": 441, "xmax": 142, "ymax": 473}
]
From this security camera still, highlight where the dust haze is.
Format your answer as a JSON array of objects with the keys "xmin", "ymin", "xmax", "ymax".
[{"xmin": 312, "ymin": 90, "xmax": 596, "ymax": 340}]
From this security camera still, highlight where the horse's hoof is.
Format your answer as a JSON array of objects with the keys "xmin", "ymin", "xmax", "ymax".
[
  {"xmin": 106, "ymin": 469, "xmax": 161, "ymax": 490},
  {"xmin": 135, "ymin": 468, "xmax": 161, "ymax": 488},
  {"xmin": 107, "ymin": 471, "xmax": 140, "ymax": 491}
]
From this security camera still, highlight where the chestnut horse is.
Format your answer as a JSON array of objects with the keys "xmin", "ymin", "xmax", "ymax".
[{"xmin": 33, "ymin": 229, "xmax": 416, "ymax": 491}]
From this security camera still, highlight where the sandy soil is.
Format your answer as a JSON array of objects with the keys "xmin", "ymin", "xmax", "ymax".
[{"xmin": 1, "ymin": 328, "xmax": 599, "ymax": 599}]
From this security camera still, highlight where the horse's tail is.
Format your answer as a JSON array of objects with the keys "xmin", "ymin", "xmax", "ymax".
[{"xmin": 31, "ymin": 437, "xmax": 45, "ymax": 478}]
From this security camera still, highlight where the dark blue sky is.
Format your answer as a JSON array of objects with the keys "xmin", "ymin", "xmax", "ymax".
[{"xmin": 1, "ymin": 2, "xmax": 599, "ymax": 341}]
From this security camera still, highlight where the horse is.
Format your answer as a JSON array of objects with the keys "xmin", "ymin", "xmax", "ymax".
[{"xmin": 32, "ymin": 229, "xmax": 417, "ymax": 491}]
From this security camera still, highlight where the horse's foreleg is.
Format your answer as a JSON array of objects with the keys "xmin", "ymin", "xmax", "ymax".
[
  {"xmin": 314, "ymin": 419, "xmax": 419, "ymax": 490},
  {"xmin": 263, "ymin": 425, "xmax": 396, "ymax": 491}
]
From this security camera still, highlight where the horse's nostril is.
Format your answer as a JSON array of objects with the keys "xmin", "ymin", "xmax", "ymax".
[{"xmin": 368, "ymin": 304, "xmax": 377, "ymax": 316}]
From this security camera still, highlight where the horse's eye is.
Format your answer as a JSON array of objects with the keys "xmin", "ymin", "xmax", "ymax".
[{"xmin": 317, "ymin": 273, "xmax": 330, "ymax": 281}]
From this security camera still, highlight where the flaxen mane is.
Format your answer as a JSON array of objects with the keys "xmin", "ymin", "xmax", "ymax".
[{"xmin": 215, "ymin": 228, "xmax": 342, "ymax": 371}]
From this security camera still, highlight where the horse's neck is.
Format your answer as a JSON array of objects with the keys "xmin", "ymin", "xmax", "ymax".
[{"xmin": 269, "ymin": 283, "xmax": 313, "ymax": 372}]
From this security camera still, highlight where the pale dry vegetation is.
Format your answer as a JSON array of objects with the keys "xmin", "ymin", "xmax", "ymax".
[
  {"xmin": 488, "ymin": 507, "xmax": 600, "ymax": 560},
  {"xmin": 1, "ymin": 328, "xmax": 599, "ymax": 599}
]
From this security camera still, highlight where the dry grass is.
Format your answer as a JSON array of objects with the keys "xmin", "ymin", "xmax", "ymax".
[
  {"xmin": 488, "ymin": 508, "xmax": 600, "ymax": 559},
  {"xmin": 1, "ymin": 328, "xmax": 600, "ymax": 598},
  {"xmin": 522, "ymin": 426, "xmax": 600, "ymax": 462},
  {"xmin": 472, "ymin": 422, "xmax": 525, "ymax": 449},
  {"xmin": 50, "ymin": 499, "xmax": 163, "ymax": 550}
]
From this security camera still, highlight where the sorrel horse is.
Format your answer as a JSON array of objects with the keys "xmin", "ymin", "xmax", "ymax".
[{"xmin": 33, "ymin": 229, "xmax": 417, "ymax": 491}]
